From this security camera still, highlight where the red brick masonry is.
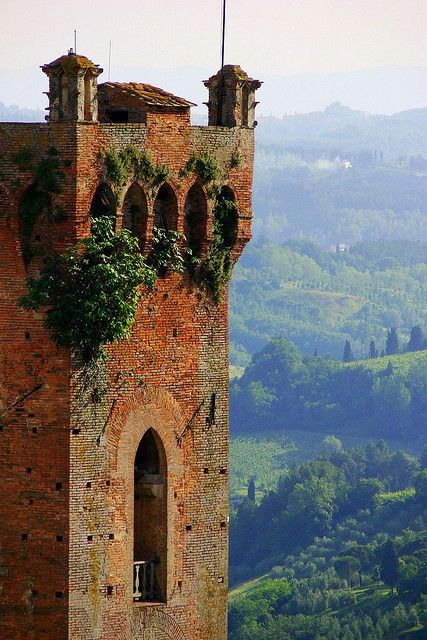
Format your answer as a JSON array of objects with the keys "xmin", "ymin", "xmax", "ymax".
[{"xmin": 0, "ymin": 58, "xmax": 258, "ymax": 640}]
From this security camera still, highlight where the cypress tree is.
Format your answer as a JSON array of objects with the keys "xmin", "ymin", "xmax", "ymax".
[
  {"xmin": 343, "ymin": 339, "xmax": 353, "ymax": 362},
  {"xmin": 379, "ymin": 539, "xmax": 399, "ymax": 593},
  {"xmin": 386, "ymin": 328, "xmax": 399, "ymax": 355},
  {"xmin": 247, "ymin": 477, "xmax": 256, "ymax": 502},
  {"xmin": 407, "ymin": 325, "xmax": 424, "ymax": 352}
]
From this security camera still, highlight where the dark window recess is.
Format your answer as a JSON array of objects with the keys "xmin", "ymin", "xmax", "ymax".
[
  {"xmin": 0, "ymin": 424, "xmax": 4, "ymax": 432},
  {"xmin": 177, "ymin": 580, "xmax": 182, "ymax": 589},
  {"xmin": 107, "ymin": 585, "xmax": 114, "ymax": 595},
  {"xmin": 220, "ymin": 521, "xmax": 226, "ymax": 528},
  {"xmin": 56, "ymin": 535, "xmax": 63, "ymax": 542},
  {"xmin": 106, "ymin": 480, "xmax": 111, "ymax": 487},
  {"xmin": 108, "ymin": 533, "xmax": 114, "ymax": 540},
  {"xmin": 55, "ymin": 482, "xmax": 62, "ymax": 491},
  {"xmin": 55, "ymin": 592, "xmax": 63, "ymax": 599},
  {"xmin": 86, "ymin": 482, "xmax": 92, "ymax": 488},
  {"xmin": 71, "ymin": 428, "xmax": 80, "ymax": 435},
  {"xmin": 203, "ymin": 468, "xmax": 209, "ymax": 474},
  {"xmin": 25, "ymin": 331, "xmax": 31, "ymax": 340},
  {"xmin": 87, "ymin": 535, "xmax": 93, "ymax": 541},
  {"xmin": 185, "ymin": 525, "xmax": 192, "ymax": 532},
  {"xmin": 26, "ymin": 467, "xmax": 32, "ymax": 474},
  {"xmin": 206, "ymin": 393, "xmax": 216, "ymax": 425},
  {"xmin": 91, "ymin": 388, "xmax": 101, "ymax": 404},
  {"xmin": 29, "ymin": 499, "xmax": 33, "ymax": 505},
  {"xmin": 219, "ymin": 468, "xmax": 226, "ymax": 475},
  {"xmin": 173, "ymin": 328, "xmax": 178, "ymax": 337},
  {"xmin": 31, "ymin": 590, "xmax": 38, "ymax": 597},
  {"xmin": 107, "ymin": 110, "xmax": 129, "ymax": 123},
  {"xmin": 32, "ymin": 427, "xmax": 38, "ymax": 434},
  {"xmin": 21, "ymin": 533, "xmax": 28, "ymax": 541}
]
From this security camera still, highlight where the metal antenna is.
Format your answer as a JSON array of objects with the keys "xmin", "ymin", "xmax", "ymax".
[
  {"xmin": 74, "ymin": 30, "xmax": 77, "ymax": 54},
  {"xmin": 221, "ymin": 0, "xmax": 226, "ymax": 68},
  {"xmin": 108, "ymin": 41, "xmax": 112, "ymax": 81}
]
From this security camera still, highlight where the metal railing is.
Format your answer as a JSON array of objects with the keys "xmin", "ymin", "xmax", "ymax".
[{"xmin": 133, "ymin": 560, "xmax": 156, "ymax": 602}]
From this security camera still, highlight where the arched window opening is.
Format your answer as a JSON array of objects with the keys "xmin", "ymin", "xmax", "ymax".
[
  {"xmin": 122, "ymin": 183, "xmax": 148, "ymax": 250},
  {"xmin": 153, "ymin": 183, "xmax": 178, "ymax": 231},
  {"xmin": 215, "ymin": 186, "xmax": 238, "ymax": 247},
  {"xmin": 19, "ymin": 184, "xmax": 53, "ymax": 263},
  {"xmin": 133, "ymin": 429, "xmax": 167, "ymax": 602},
  {"xmin": 90, "ymin": 183, "xmax": 116, "ymax": 228},
  {"xmin": 184, "ymin": 183, "xmax": 207, "ymax": 257}
]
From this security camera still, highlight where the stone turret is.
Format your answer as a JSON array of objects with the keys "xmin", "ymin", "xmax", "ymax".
[
  {"xmin": 42, "ymin": 51, "xmax": 103, "ymax": 122},
  {"xmin": 204, "ymin": 65, "xmax": 261, "ymax": 128}
]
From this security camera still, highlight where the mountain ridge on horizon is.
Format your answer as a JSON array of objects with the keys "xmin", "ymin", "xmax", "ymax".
[
  {"xmin": 0, "ymin": 63, "xmax": 426, "ymax": 118},
  {"xmin": 1, "ymin": 99, "xmax": 426, "ymax": 127}
]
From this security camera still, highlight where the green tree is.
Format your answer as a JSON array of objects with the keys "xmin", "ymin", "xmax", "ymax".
[
  {"xmin": 386, "ymin": 327, "xmax": 399, "ymax": 355},
  {"xmin": 247, "ymin": 477, "xmax": 256, "ymax": 502},
  {"xmin": 407, "ymin": 325, "xmax": 424, "ymax": 352},
  {"xmin": 348, "ymin": 477, "xmax": 384, "ymax": 511},
  {"xmin": 413, "ymin": 468, "xmax": 427, "ymax": 503},
  {"xmin": 334, "ymin": 555, "xmax": 361, "ymax": 588},
  {"xmin": 322, "ymin": 435, "xmax": 343, "ymax": 454},
  {"xmin": 343, "ymin": 340, "xmax": 353, "ymax": 362},
  {"xmin": 378, "ymin": 539, "xmax": 399, "ymax": 593},
  {"xmin": 369, "ymin": 340, "xmax": 378, "ymax": 358}
]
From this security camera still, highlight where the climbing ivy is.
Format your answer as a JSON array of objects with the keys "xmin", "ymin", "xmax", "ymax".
[
  {"xmin": 102, "ymin": 145, "xmax": 170, "ymax": 193},
  {"xmin": 180, "ymin": 151, "xmax": 221, "ymax": 184},
  {"xmin": 229, "ymin": 150, "xmax": 242, "ymax": 169},
  {"xmin": 151, "ymin": 227, "xmax": 192, "ymax": 273},
  {"xmin": 198, "ymin": 190, "xmax": 238, "ymax": 303},
  {"xmin": 20, "ymin": 216, "xmax": 157, "ymax": 361}
]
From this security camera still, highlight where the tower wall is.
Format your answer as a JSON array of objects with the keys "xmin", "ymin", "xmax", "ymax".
[{"xmin": 0, "ymin": 69, "xmax": 256, "ymax": 640}]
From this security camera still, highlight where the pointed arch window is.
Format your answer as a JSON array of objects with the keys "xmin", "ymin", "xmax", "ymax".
[
  {"xmin": 133, "ymin": 429, "xmax": 167, "ymax": 602},
  {"xmin": 184, "ymin": 182, "xmax": 207, "ymax": 257},
  {"xmin": 153, "ymin": 183, "xmax": 178, "ymax": 231},
  {"xmin": 122, "ymin": 183, "xmax": 148, "ymax": 250}
]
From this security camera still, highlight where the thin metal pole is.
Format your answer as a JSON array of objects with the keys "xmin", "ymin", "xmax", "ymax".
[
  {"xmin": 74, "ymin": 30, "xmax": 77, "ymax": 54},
  {"xmin": 221, "ymin": 0, "xmax": 226, "ymax": 68},
  {"xmin": 108, "ymin": 41, "xmax": 112, "ymax": 81}
]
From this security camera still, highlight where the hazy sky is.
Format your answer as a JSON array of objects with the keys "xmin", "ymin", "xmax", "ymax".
[
  {"xmin": 1, "ymin": 0, "xmax": 427, "ymax": 112},
  {"xmin": 2, "ymin": 0, "xmax": 427, "ymax": 74}
]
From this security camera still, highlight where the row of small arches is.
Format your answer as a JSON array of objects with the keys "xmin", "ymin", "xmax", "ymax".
[{"xmin": 91, "ymin": 181, "xmax": 238, "ymax": 254}]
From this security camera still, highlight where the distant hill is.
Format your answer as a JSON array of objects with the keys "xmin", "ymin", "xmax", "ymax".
[
  {"xmin": 251, "ymin": 101, "xmax": 427, "ymax": 245},
  {"xmin": 0, "ymin": 102, "xmax": 43, "ymax": 122},
  {"xmin": 255, "ymin": 103, "xmax": 427, "ymax": 157},
  {"xmin": 1, "ymin": 63, "xmax": 426, "ymax": 116},
  {"xmin": 229, "ymin": 239, "xmax": 427, "ymax": 364}
]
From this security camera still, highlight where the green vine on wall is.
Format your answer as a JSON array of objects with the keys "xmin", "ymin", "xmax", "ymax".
[
  {"xmin": 151, "ymin": 227, "xmax": 192, "ymax": 274},
  {"xmin": 20, "ymin": 216, "xmax": 158, "ymax": 361},
  {"xmin": 198, "ymin": 190, "xmax": 238, "ymax": 303},
  {"xmin": 20, "ymin": 219, "xmax": 190, "ymax": 361},
  {"xmin": 179, "ymin": 151, "xmax": 241, "ymax": 302},
  {"xmin": 180, "ymin": 151, "xmax": 221, "ymax": 184},
  {"xmin": 102, "ymin": 145, "xmax": 170, "ymax": 194}
]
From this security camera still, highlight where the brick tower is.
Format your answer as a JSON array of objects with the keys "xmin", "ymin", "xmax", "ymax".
[{"xmin": 0, "ymin": 52, "xmax": 260, "ymax": 640}]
